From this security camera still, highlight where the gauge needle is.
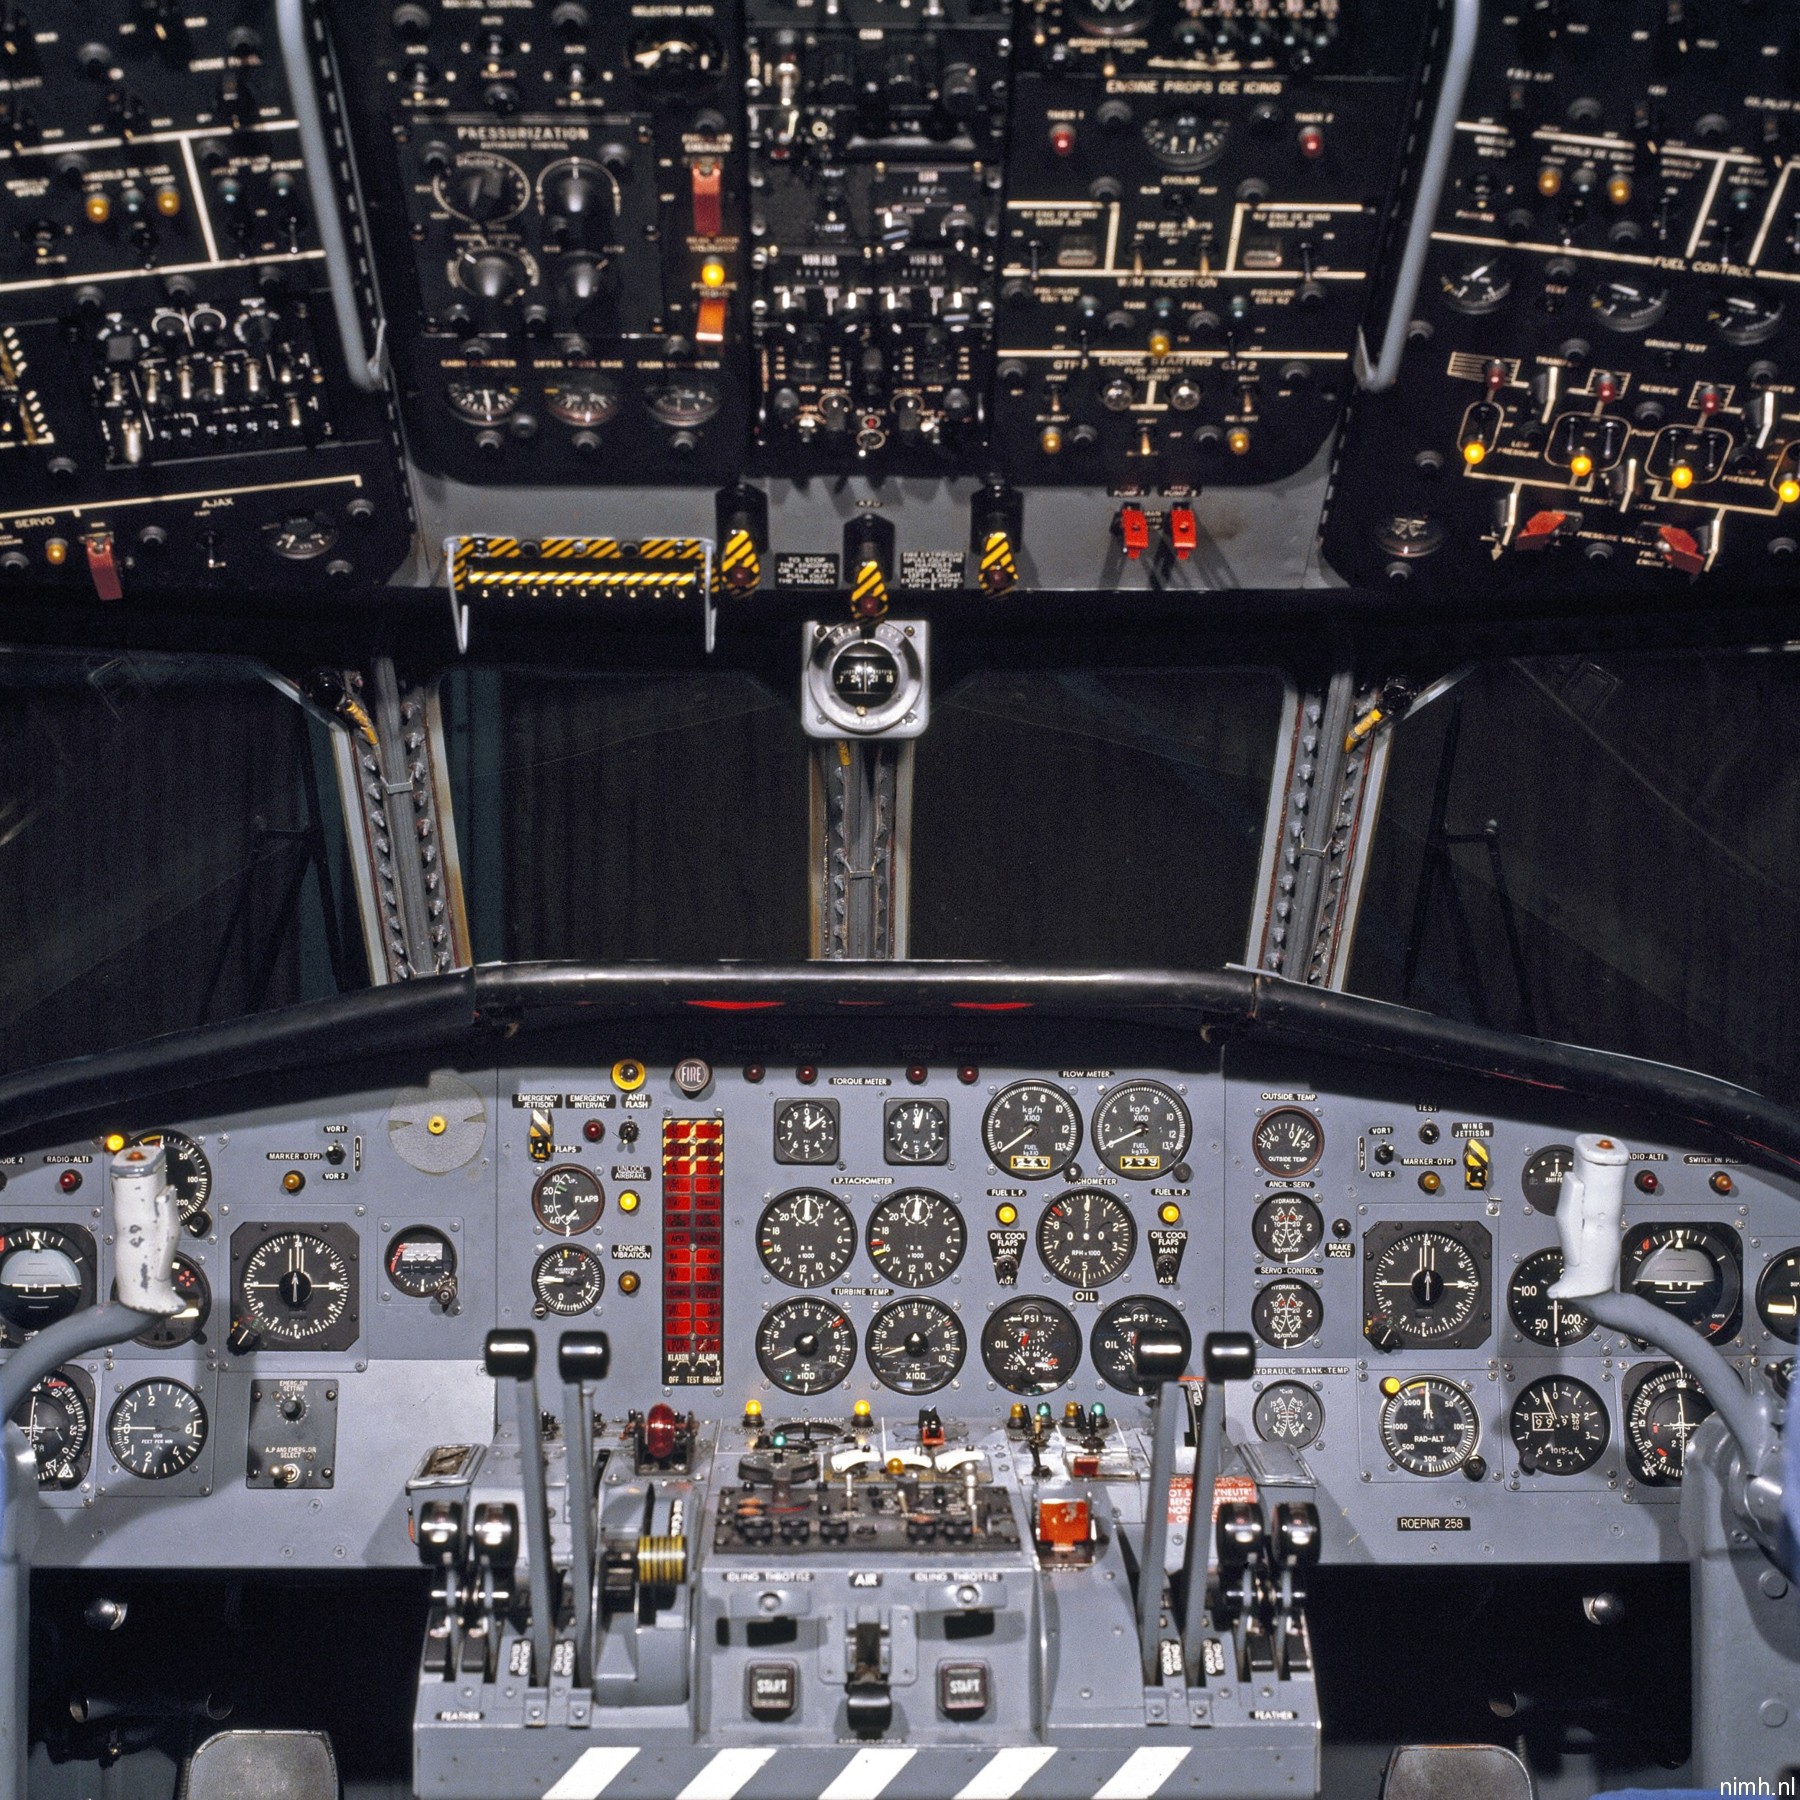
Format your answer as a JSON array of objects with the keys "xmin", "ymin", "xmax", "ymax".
[{"xmin": 995, "ymin": 1126, "xmax": 1037, "ymax": 1153}]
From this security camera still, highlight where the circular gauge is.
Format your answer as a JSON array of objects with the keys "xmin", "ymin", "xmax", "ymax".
[
  {"xmin": 107, "ymin": 1379, "xmax": 208, "ymax": 1480},
  {"xmin": 1709, "ymin": 292, "xmax": 1785, "ymax": 349},
  {"xmin": 1252, "ymin": 1277, "xmax": 1323, "ymax": 1349},
  {"xmin": 130, "ymin": 1256, "xmax": 211, "ymax": 1350},
  {"xmin": 531, "ymin": 1244, "xmax": 604, "ymax": 1317},
  {"xmin": 1621, "ymin": 1223, "xmax": 1742, "ymax": 1342},
  {"xmin": 1510, "ymin": 1376, "xmax": 1608, "ymax": 1477},
  {"xmin": 866, "ymin": 1297, "xmax": 966, "ymax": 1395},
  {"xmin": 268, "ymin": 512, "xmax": 338, "ymax": 562},
  {"xmin": 1143, "ymin": 110, "xmax": 1230, "ymax": 171},
  {"xmin": 1251, "ymin": 1107, "xmax": 1322, "ymax": 1177},
  {"xmin": 885, "ymin": 1098, "xmax": 949, "ymax": 1166},
  {"xmin": 867, "ymin": 1190, "xmax": 967, "ymax": 1288},
  {"xmin": 646, "ymin": 378, "xmax": 722, "ymax": 428},
  {"xmin": 237, "ymin": 1231, "xmax": 354, "ymax": 1346},
  {"xmin": 10, "ymin": 1370, "xmax": 91, "ymax": 1490},
  {"xmin": 546, "ymin": 375, "xmax": 621, "ymax": 428},
  {"xmin": 1756, "ymin": 1249, "xmax": 1800, "ymax": 1343},
  {"xmin": 1089, "ymin": 1295, "xmax": 1190, "ymax": 1395},
  {"xmin": 1506, "ymin": 1247, "xmax": 1595, "ymax": 1346},
  {"xmin": 1037, "ymin": 1189, "xmax": 1137, "ymax": 1288},
  {"xmin": 1072, "ymin": 0, "xmax": 1153, "ymax": 34},
  {"xmin": 1092, "ymin": 1082, "xmax": 1191, "ymax": 1179},
  {"xmin": 1589, "ymin": 277, "xmax": 1669, "ymax": 334},
  {"xmin": 755, "ymin": 1297, "xmax": 857, "ymax": 1395},
  {"xmin": 1365, "ymin": 1228, "xmax": 1488, "ymax": 1348},
  {"xmin": 1252, "ymin": 1193, "xmax": 1324, "ymax": 1264},
  {"xmin": 125, "ymin": 1130, "xmax": 211, "ymax": 1226},
  {"xmin": 1442, "ymin": 257, "xmax": 1513, "ymax": 316},
  {"xmin": 774, "ymin": 1098, "xmax": 839, "ymax": 1165},
  {"xmin": 983, "ymin": 1082, "xmax": 1081, "ymax": 1179},
  {"xmin": 980, "ymin": 1295, "xmax": 1082, "ymax": 1395},
  {"xmin": 1381, "ymin": 1377, "xmax": 1480, "ymax": 1477},
  {"xmin": 1253, "ymin": 1381, "xmax": 1325, "ymax": 1449},
  {"xmin": 532, "ymin": 1165, "xmax": 605, "ymax": 1236},
  {"xmin": 0, "ymin": 1225, "xmax": 95, "ymax": 1343},
  {"xmin": 446, "ymin": 381, "xmax": 522, "ymax": 425},
  {"xmin": 384, "ymin": 1226, "xmax": 458, "ymax": 1300},
  {"xmin": 1625, "ymin": 1362, "xmax": 1714, "ymax": 1485},
  {"xmin": 1521, "ymin": 1144, "xmax": 1575, "ymax": 1215},
  {"xmin": 757, "ymin": 1190, "xmax": 857, "ymax": 1288},
  {"xmin": 433, "ymin": 150, "xmax": 530, "ymax": 223}
]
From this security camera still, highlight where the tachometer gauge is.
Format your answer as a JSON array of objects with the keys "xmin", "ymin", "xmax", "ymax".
[
  {"xmin": 1756, "ymin": 1249, "xmax": 1800, "ymax": 1343},
  {"xmin": 1252, "ymin": 1193, "xmax": 1324, "ymax": 1264},
  {"xmin": 1092, "ymin": 1082, "xmax": 1190, "ymax": 1178},
  {"xmin": 1520, "ymin": 1144, "xmax": 1575, "ymax": 1215},
  {"xmin": 1364, "ymin": 1224, "xmax": 1491, "ymax": 1350},
  {"xmin": 532, "ymin": 1165, "xmax": 605, "ymax": 1236},
  {"xmin": 1089, "ymin": 1295, "xmax": 1190, "ymax": 1395},
  {"xmin": 1441, "ymin": 257, "xmax": 1513, "ymax": 316},
  {"xmin": 9, "ymin": 1369, "xmax": 92, "ymax": 1489},
  {"xmin": 884, "ymin": 1098, "xmax": 949, "ymax": 1166},
  {"xmin": 236, "ymin": 1229, "xmax": 358, "ymax": 1348},
  {"xmin": 982, "ymin": 1082, "xmax": 1081, "ymax": 1178},
  {"xmin": 0, "ymin": 1225, "xmax": 96, "ymax": 1344},
  {"xmin": 756, "ymin": 1297, "xmax": 857, "ymax": 1395},
  {"xmin": 866, "ymin": 1190, "xmax": 967, "ymax": 1288},
  {"xmin": 1625, "ymin": 1362, "xmax": 1713, "ymax": 1485},
  {"xmin": 1037, "ymin": 1189, "xmax": 1137, "ymax": 1288},
  {"xmin": 1506, "ymin": 1247, "xmax": 1594, "ymax": 1347},
  {"xmin": 1510, "ymin": 1376, "xmax": 1608, "ymax": 1476},
  {"xmin": 126, "ymin": 1130, "xmax": 211, "ymax": 1228},
  {"xmin": 107, "ymin": 1379, "xmax": 208, "ymax": 1480},
  {"xmin": 1143, "ymin": 109, "xmax": 1230, "ymax": 172},
  {"xmin": 384, "ymin": 1227, "xmax": 458, "ymax": 1301},
  {"xmin": 757, "ymin": 1190, "xmax": 857, "ymax": 1288},
  {"xmin": 1381, "ymin": 1377, "xmax": 1480, "ymax": 1477},
  {"xmin": 980, "ymin": 1295, "xmax": 1081, "ymax": 1395},
  {"xmin": 1252, "ymin": 1107, "xmax": 1322, "ymax": 1177},
  {"xmin": 866, "ymin": 1297, "xmax": 965, "ymax": 1395},
  {"xmin": 531, "ymin": 1244, "xmax": 604, "ymax": 1316},
  {"xmin": 1709, "ymin": 292, "xmax": 1785, "ymax": 349},
  {"xmin": 130, "ymin": 1255, "xmax": 211, "ymax": 1349},
  {"xmin": 1621, "ymin": 1222, "xmax": 1742, "ymax": 1342},
  {"xmin": 1589, "ymin": 278, "xmax": 1669, "ymax": 334},
  {"xmin": 1253, "ymin": 1381, "xmax": 1324, "ymax": 1449},
  {"xmin": 1253, "ymin": 1277, "xmax": 1323, "ymax": 1349},
  {"xmin": 774, "ymin": 1098, "xmax": 840, "ymax": 1165}
]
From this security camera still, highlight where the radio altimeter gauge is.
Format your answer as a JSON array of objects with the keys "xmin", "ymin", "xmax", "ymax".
[
  {"xmin": 1625, "ymin": 1362, "xmax": 1714, "ymax": 1485},
  {"xmin": 531, "ymin": 1244, "xmax": 604, "ymax": 1317},
  {"xmin": 1252, "ymin": 1107, "xmax": 1322, "ymax": 1177},
  {"xmin": 1506, "ymin": 1247, "xmax": 1594, "ymax": 1347},
  {"xmin": 1092, "ymin": 1082, "xmax": 1190, "ymax": 1178},
  {"xmin": 980, "ymin": 1295, "xmax": 1081, "ymax": 1395},
  {"xmin": 9, "ymin": 1368, "xmax": 92, "ymax": 1490},
  {"xmin": 1510, "ymin": 1376, "xmax": 1607, "ymax": 1476},
  {"xmin": 233, "ymin": 1227, "xmax": 359, "ymax": 1350},
  {"xmin": 1363, "ymin": 1223, "xmax": 1491, "ymax": 1350},
  {"xmin": 1380, "ymin": 1376, "xmax": 1479, "ymax": 1477},
  {"xmin": 756, "ymin": 1297, "xmax": 857, "ymax": 1395},
  {"xmin": 1037, "ymin": 1189, "xmax": 1137, "ymax": 1288},
  {"xmin": 983, "ymin": 1082, "xmax": 1081, "ymax": 1178},
  {"xmin": 866, "ymin": 1190, "xmax": 967, "ymax": 1288},
  {"xmin": 866, "ymin": 1298, "xmax": 965, "ymax": 1395},
  {"xmin": 107, "ymin": 1379, "xmax": 209, "ymax": 1480},
  {"xmin": 1089, "ymin": 1295, "xmax": 1190, "ymax": 1395},
  {"xmin": 1621, "ymin": 1223, "xmax": 1742, "ymax": 1342},
  {"xmin": 758, "ymin": 1190, "xmax": 857, "ymax": 1288}
]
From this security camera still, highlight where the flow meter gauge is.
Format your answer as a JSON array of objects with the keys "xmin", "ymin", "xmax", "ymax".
[
  {"xmin": 9, "ymin": 1368, "xmax": 92, "ymax": 1489},
  {"xmin": 232, "ymin": 1226, "xmax": 360, "ymax": 1350},
  {"xmin": 126, "ymin": 1131, "xmax": 212, "ymax": 1227},
  {"xmin": 1363, "ymin": 1223, "xmax": 1492, "ymax": 1350},
  {"xmin": 866, "ymin": 1297, "xmax": 965, "ymax": 1395},
  {"xmin": 1380, "ymin": 1376, "xmax": 1480, "ymax": 1477},
  {"xmin": 774, "ymin": 1098, "xmax": 839, "ymax": 1165},
  {"xmin": 803, "ymin": 620, "xmax": 929, "ymax": 740},
  {"xmin": 532, "ymin": 1165, "xmax": 605, "ymax": 1236},
  {"xmin": 757, "ymin": 1190, "xmax": 857, "ymax": 1288},
  {"xmin": 867, "ymin": 1191, "xmax": 967, "ymax": 1288},
  {"xmin": 1621, "ymin": 1223, "xmax": 1742, "ymax": 1342},
  {"xmin": 1510, "ymin": 1376, "xmax": 1608, "ymax": 1476},
  {"xmin": 130, "ymin": 1256, "xmax": 211, "ymax": 1349},
  {"xmin": 1088, "ymin": 1295, "xmax": 1190, "ymax": 1395},
  {"xmin": 756, "ymin": 1297, "xmax": 857, "ymax": 1395},
  {"xmin": 1624, "ymin": 1362, "xmax": 1714, "ymax": 1485},
  {"xmin": 107, "ymin": 1379, "xmax": 209, "ymax": 1480},
  {"xmin": 1252, "ymin": 1107, "xmax": 1323, "ymax": 1176},
  {"xmin": 1091, "ymin": 1082, "xmax": 1190, "ymax": 1177},
  {"xmin": 531, "ymin": 1244, "xmax": 604, "ymax": 1317},
  {"xmin": 884, "ymin": 1098, "xmax": 950, "ymax": 1165},
  {"xmin": 980, "ymin": 1295, "xmax": 1082, "ymax": 1394},
  {"xmin": 1037, "ymin": 1189, "xmax": 1137, "ymax": 1288},
  {"xmin": 1254, "ymin": 1381, "xmax": 1325, "ymax": 1450},
  {"xmin": 983, "ymin": 1081, "xmax": 1081, "ymax": 1178},
  {"xmin": 1506, "ymin": 1247, "xmax": 1594, "ymax": 1346},
  {"xmin": 0, "ymin": 1225, "xmax": 97, "ymax": 1344}
]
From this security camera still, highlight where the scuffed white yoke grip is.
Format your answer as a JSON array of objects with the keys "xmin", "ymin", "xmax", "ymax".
[
  {"xmin": 1549, "ymin": 1132, "xmax": 1631, "ymax": 1300},
  {"xmin": 109, "ymin": 1142, "xmax": 184, "ymax": 1317}
]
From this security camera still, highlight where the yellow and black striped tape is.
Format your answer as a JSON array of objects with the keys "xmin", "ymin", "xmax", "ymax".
[
  {"xmin": 979, "ymin": 531, "xmax": 1018, "ymax": 593},
  {"xmin": 850, "ymin": 559, "xmax": 889, "ymax": 617}
]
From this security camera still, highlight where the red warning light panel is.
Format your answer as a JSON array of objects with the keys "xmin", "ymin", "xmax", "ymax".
[{"xmin": 663, "ymin": 1118, "xmax": 725, "ymax": 1385}]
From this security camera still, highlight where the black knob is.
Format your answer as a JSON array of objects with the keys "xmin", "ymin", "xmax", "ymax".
[
  {"xmin": 557, "ymin": 1331, "xmax": 611, "ymax": 1384},
  {"xmin": 1132, "ymin": 1333, "xmax": 1189, "ymax": 1385},
  {"xmin": 450, "ymin": 163, "xmax": 511, "ymax": 221},
  {"xmin": 940, "ymin": 61, "xmax": 982, "ymax": 120},
  {"xmin": 485, "ymin": 1328, "xmax": 538, "ymax": 1381},
  {"xmin": 226, "ymin": 1320, "xmax": 261, "ymax": 1356},
  {"xmin": 1216, "ymin": 1501, "xmax": 1266, "ymax": 1569},
  {"xmin": 557, "ymin": 253, "xmax": 608, "ymax": 309},
  {"xmin": 462, "ymin": 251, "xmax": 519, "ymax": 302},
  {"xmin": 1203, "ymin": 1331, "xmax": 1257, "ymax": 1384},
  {"xmin": 543, "ymin": 161, "xmax": 609, "ymax": 234}
]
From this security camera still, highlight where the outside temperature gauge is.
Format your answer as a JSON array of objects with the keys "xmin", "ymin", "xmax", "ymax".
[{"xmin": 1252, "ymin": 1107, "xmax": 1322, "ymax": 1176}]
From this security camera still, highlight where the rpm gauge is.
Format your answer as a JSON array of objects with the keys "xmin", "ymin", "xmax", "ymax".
[
  {"xmin": 1092, "ymin": 1082, "xmax": 1190, "ymax": 1178},
  {"xmin": 532, "ymin": 1165, "xmax": 604, "ymax": 1235},
  {"xmin": 531, "ymin": 1244, "xmax": 604, "ymax": 1317},
  {"xmin": 1037, "ymin": 1189, "xmax": 1137, "ymax": 1288},
  {"xmin": 1621, "ymin": 1223, "xmax": 1742, "ymax": 1342},
  {"xmin": 866, "ymin": 1190, "xmax": 967, "ymax": 1288},
  {"xmin": 107, "ymin": 1379, "xmax": 208, "ymax": 1480},
  {"xmin": 866, "ymin": 1297, "xmax": 965, "ymax": 1395},
  {"xmin": 983, "ymin": 1082, "xmax": 1081, "ymax": 1178},
  {"xmin": 1252, "ymin": 1107, "xmax": 1322, "ymax": 1177},
  {"xmin": 757, "ymin": 1190, "xmax": 857, "ymax": 1288},
  {"xmin": 756, "ymin": 1297, "xmax": 857, "ymax": 1395},
  {"xmin": 1380, "ymin": 1377, "xmax": 1480, "ymax": 1477},
  {"xmin": 1089, "ymin": 1295, "xmax": 1190, "ymax": 1395},
  {"xmin": 1510, "ymin": 1376, "xmax": 1608, "ymax": 1477},
  {"xmin": 980, "ymin": 1295, "xmax": 1081, "ymax": 1395},
  {"xmin": 126, "ymin": 1131, "xmax": 212, "ymax": 1228}
]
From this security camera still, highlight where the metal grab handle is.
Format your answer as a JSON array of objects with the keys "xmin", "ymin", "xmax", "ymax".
[
  {"xmin": 275, "ymin": 0, "xmax": 387, "ymax": 392},
  {"xmin": 1356, "ymin": 0, "xmax": 1482, "ymax": 392}
]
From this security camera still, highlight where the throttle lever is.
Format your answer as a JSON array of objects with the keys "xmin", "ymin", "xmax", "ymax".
[
  {"xmin": 485, "ymin": 1329, "xmax": 554, "ymax": 1686},
  {"xmin": 1181, "ymin": 1331, "xmax": 1255, "ymax": 1686},
  {"xmin": 557, "ymin": 1332, "xmax": 610, "ymax": 1688},
  {"xmin": 1131, "ymin": 1333, "xmax": 1190, "ymax": 1684}
]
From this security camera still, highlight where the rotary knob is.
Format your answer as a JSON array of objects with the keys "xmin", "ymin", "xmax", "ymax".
[
  {"xmin": 541, "ymin": 160, "xmax": 610, "ymax": 240},
  {"xmin": 460, "ymin": 250, "xmax": 522, "ymax": 303},
  {"xmin": 556, "ymin": 253, "xmax": 611, "ymax": 312}
]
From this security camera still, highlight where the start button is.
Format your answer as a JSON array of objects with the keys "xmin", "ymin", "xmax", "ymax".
[
  {"xmin": 938, "ymin": 1661, "xmax": 990, "ymax": 1721},
  {"xmin": 747, "ymin": 1662, "xmax": 798, "ymax": 1722}
]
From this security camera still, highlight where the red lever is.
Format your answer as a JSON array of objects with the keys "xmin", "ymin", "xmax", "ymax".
[
  {"xmin": 691, "ymin": 161, "xmax": 722, "ymax": 238},
  {"xmin": 1118, "ymin": 505, "xmax": 1149, "ymax": 561},
  {"xmin": 83, "ymin": 530, "xmax": 123, "ymax": 600},
  {"xmin": 1168, "ymin": 506, "xmax": 1198, "ymax": 561}
]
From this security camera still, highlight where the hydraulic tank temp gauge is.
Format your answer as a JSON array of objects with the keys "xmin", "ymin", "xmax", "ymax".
[
  {"xmin": 531, "ymin": 1244, "xmax": 604, "ymax": 1317},
  {"xmin": 1510, "ymin": 1376, "xmax": 1608, "ymax": 1477},
  {"xmin": 755, "ymin": 1297, "xmax": 857, "ymax": 1395},
  {"xmin": 1379, "ymin": 1376, "xmax": 1480, "ymax": 1477},
  {"xmin": 980, "ymin": 1295, "xmax": 1082, "ymax": 1395},
  {"xmin": 983, "ymin": 1081, "xmax": 1081, "ymax": 1178},
  {"xmin": 757, "ymin": 1190, "xmax": 857, "ymax": 1289},
  {"xmin": 126, "ymin": 1131, "xmax": 212, "ymax": 1228},
  {"xmin": 384, "ymin": 1227, "xmax": 458, "ymax": 1302},
  {"xmin": 1254, "ymin": 1382, "xmax": 1325, "ymax": 1450},
  {"xmin": 1037, "ymin": 1190, "xmax": 1137, "ymax": 1288},
  {"xmin": 1506, "ymin": 1247, "xmax": 1594, "ymax": 1347},
  {"xmin": 1625, "ymin": 1363, "xmax": 1714, "ymax": 1485},
  {"xmin": 9, "ymin": 1368, "xmax": 92, "ymax": 1490},
  {"xmin": 1088, "ymin": 1295, "xmax": 1190, "ymax": 1395},
  {"xmin": 532, "ymin": 1165, "xmax": 605, "ymax": 1236},
  {"xmin": 865, "ymin": 1297, "xmax": 966, "ymax": 1396},
  {"xmin": 107, "ymin": 1379, "xmax": 209, "ymax": 1480},
  {"xmin": 1091, "ymin": 1082, "xmax": 1190, "ymax": 1178},
  {"xmin": 1620, "ymin": 1223, "xmax": 1742, "ymax": 1342},
  {"xmin": 866, "ymin": 1191, "xmax": 967, "ymax": 1288},
  {"xmin": 1251, "ymin": 1107, "xmax": 1322, "ymax": 1177}
]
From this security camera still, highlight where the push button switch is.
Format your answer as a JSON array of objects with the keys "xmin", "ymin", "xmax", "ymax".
[
  {"xmin": 939, "ymin": 1661, "xmax": 990, "ymax": 1720},
  {"xmin": 746, "ymin": 1662, "xmax": 797, "ymax": 1722}
]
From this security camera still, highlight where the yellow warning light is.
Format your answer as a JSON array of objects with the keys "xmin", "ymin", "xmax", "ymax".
[
  {"xmin": 1227, "ymin": 426, "xmax": 1252, "ymax": 456},
  {"xmin": 1607, "ymin": 174, "xmax": 1632, "ymax": 206},
  {"xmin": 1670, "ymin": 462, "xmax": 1695, "ymax": 491},
  {"xmin": 1418, "ymin": 1170, "xmax": 1442, "ymax": 1194},
  {"xmin": 1147, "ymin": 329, "xmax": 1172, "ymax": 359},
  {"xmin": 1038, "ymin": 425, "xmax": 1063, "ymax": 456},
  {"xmin": 426, "ymin": 1114, "xmax": 448, "ymax": 1136},
  {"xmin": 885, "ymin": 1455, "xmax": 906, "ymax": 1476},
  {"xmin": 45, "ymin": 538, "xmax": 68, "ymax": 566},
  {"xmin": 744, "ymin": 1399, "xmax": 763, "ymax": 1421},
  {"xmin": 1570, "ymin": 452, "xmax": 1594, "ymax": 479},
  {"xmin": 84, "ymin": 192, "xmax": 112, "ymax": 225},
  {"xmin": 854, "ymin": 1400, "xmax": 873, "ymax": 1423},
  {"xmin": 1462, "ymin": 439, "xmax": 1487, "ymax": 466},
  {"xmin": 1537, "ymin": 164, "xmax": 1562, "ymax": 198},
  {"xmin": 103, "ymin": 1132, "xmax": 127, "ymax": 1154},
  {"xmin": 1380, "ymin": 1376, "xmax": 1403, "ymax": 1397},
  {"xmin": 154, "ymin": 186, "xmax": 181, "ymax": 217},
  {"xmin": 618, "ymin": 1270, "xmax": 640, "ymax": 1294},
  {"xmin": 612, "ymin": 1059, "xmax": 646, "ymax": 1092},
  {"xmin": 1159, "ymin": 1203, "xmax": 1182, "ymax": 1224},
  {"xmin": 700, "ymin": 258, "xmax": 726, "ymax": 289},
  {"xmin": 619, "ymin": 1190, "xmax": 641, "ymax": 1213},
  {"xmin": 1780, "ymin": 477, "xmax": 1800, "ymax": 507},
  {"xmin": 282, "ymin": 1169, "xmax": 305, "ymax": 1194},
  {"xmin": 996, "ymin": 1203, "xmax": 1018, "ymax": 1225}
]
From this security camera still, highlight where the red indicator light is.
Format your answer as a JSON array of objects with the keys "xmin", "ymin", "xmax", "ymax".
[
  {"xmin": 583, "ymin": 1118, "xmax": 604, "ymax": 1143},
  {"xmin": 1049, "ymin": 122, "xmax": 1076, "ymax": 157},
  {"xmin": 58, "ymin": 1169, "xmax": 82, "ymax": 1194}
]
